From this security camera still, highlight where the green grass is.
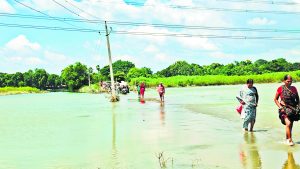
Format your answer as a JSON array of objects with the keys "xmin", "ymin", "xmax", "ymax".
[
  {"xmin": 78, "ymin": 84, "xmax": 100, "ymax": 93},
  {"xmin": 129, "ymin": 70, "xmax": 300, "ymax": 87},
  {"xmin": 0, "ymin": 87, "xmax": 42, "ymax": 95}
]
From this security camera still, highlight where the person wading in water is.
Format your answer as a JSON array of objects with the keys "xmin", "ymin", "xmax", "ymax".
[
  {"xmin": 274, "ymin": 75, "xmax": 300, "ymax": 146},
  {"xmin": 238, "ymin": 79, "xmax": 259, "ymax": 132}
]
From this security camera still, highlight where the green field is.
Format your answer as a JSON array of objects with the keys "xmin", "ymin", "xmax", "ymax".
[{"xmin": 129, "ymin": 71, "xmax": 300, "ymax": 87}]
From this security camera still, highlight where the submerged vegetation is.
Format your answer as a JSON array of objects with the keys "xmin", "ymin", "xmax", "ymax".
[{"xmin": 0, "ymin": 58, "xmax": 299, "ymax": 92}]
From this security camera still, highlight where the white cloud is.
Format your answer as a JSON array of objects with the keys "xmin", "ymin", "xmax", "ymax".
[
  {"xmin": 177, "ymin": 37, "xmax": 218, "ymax": 51},
  {"xmin": 6, "ymin": 56, "xmax": 23, "ymax": 62},
  {"xmin": 247, "ymin": 17, "xmax": 276, "ymax": 26},
  {"xmin": 5, "ymin": 35, "xmax": 41, "ymax": 51},
  {"xmin": 288, "ymin": 49, "xmax": 300, "ymax": 56},
  {"xmin": 127, "ymin": 26, "xmax": 169, "ymax": 44},
  {"xmin": 44, "ymin": 51, "xmax": 68, "ymax": 62},
  {"xmin": 91, "ymin": 54, "xmax": 103, "ymax": 62},
  {"xmin": 0, "ymin": 0, "xmax": 14, "ymax": 12},
  {"xmin": 154, "ymin": 53, "xmax": 171, "ymax": 62},
  {"xmin": 5, "ymin": 55, "xmax": 43, "ymax": 65},
  {"xmin": 144, "ymin": 45, "xmax": 158, "ymax": 53},
  {"xmin": 25, "ymin": 57, "xmax": 43, "ymax": 65},
  {"xmin": 209, "ymin": 52, "xmax": 236, "ymax": 59},
  {"xmin": 83, "ymin": 40, "xmax": 102, "ymax": 50}
]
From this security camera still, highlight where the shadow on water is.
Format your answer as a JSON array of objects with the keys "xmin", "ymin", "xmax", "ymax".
[
  {"xmin": 239, "ymin": 133, "xmax": 262, "ymax": 169},
  {"xmin": 282, "ymin": 152, "xmax": 300, "ymax": 169}
]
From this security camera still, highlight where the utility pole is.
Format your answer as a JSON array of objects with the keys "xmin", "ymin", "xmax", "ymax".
[{"xmin": 105, "ymin": 21, "xmax": 118, "ymax": 102}]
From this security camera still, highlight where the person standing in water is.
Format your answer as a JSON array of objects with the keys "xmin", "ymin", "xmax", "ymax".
[
  {"xmin": 140, "ymin": 82, "xmax": 146, "ymax": 99},
  {"xmin": 157, "ymin": 83, "xmax": 165, "ymax": 102},
  {"xmin": 136, "ymin": 84, "xmax": 141, "ymax": 98},
  {"xmin": 274, "ymin": 75, "xmax": 300, "ymax": 146},
  {"xmin": 238, "ymin": 79, "xmax": 259, "ymax": 132}
]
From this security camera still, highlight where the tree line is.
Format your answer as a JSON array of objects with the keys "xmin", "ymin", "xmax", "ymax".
[{"xmin": 0, "ymin": 58, "xmax": 299, "ymax": 91}]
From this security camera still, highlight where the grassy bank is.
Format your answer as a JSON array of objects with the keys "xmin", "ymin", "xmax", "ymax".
[
  {"xmin": 129, "ymin": 71, "xmax": 300, "ymax": 87},
  {"xmin": 78, "ymin": 84, "xmax": 101, "ymax": 93},
  {"xmin": 0, "ymin": 87, "xmax": 43, "ymax": 95}
]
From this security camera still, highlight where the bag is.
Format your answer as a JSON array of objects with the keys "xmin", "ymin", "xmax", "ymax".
[{"xmin": 236, "ymin": 104, "xmax": 243, "ymax": 114}]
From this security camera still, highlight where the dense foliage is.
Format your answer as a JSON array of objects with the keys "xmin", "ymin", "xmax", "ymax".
[
  {"xmin": 0, "ymin": 58, "xmax": 299, "ymax": 91},
  {"xmin": 156, "ymin": 58, "xmax": 300, "ymax": 77}
]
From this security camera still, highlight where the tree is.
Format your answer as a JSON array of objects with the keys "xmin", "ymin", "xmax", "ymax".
[
  {"xmin": 100, "ymin": 60, "xmax": 135, "ymax": 79},
  {"xmin": 96, "ymin": 65, "xmax": 101, "ymax": 73},
  {"xmin": 61, "ymin": 62, "xmax": 88, "ymax": 91},
  {"xmin": 156, "ymin": 61, "xmax": 194, "ymax": 77},
  {"xmin": 32, "ymin": 69, "xmax": 48, "ymax": 90},
  {"xmin": 292, "ymin": 63, "xmax": 300, "ymax": 71},
  {"xmin": 254, "ymin": 59, "xmax": 268, "ymax": 66},
  {"xmin": 47, "ymin": 74, "xmax": 61, "ymax": 89},
  {"xmin": 11, "ymin": 72, "xmax": 24, "ymax": 87},
  {"xmin": 91, "ymin": 73, "xmax": 105, "ymax": 84},
  {"xmin": 127, "ymin": 67, "xmax": 153, "ymax": 80},
  {"xmin": 0, "ymin": 73, "xmax": 7, "ymax": 87},
  {"xmin": 88, "ymin": 67, "xmax": 93, "ymax": 87},
  {"xmin": 23, "ymin": 70, "xmax": 34, "ymax": 87},
  {"xmin": 114, "ymin": 71, "xmax": 126, "ymax": 82},
  {"xmin": 266, "ymin": 58, "xmax": 289, "ymax": 72}
]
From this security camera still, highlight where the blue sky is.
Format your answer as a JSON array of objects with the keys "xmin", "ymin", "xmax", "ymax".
[{"xmin": 1, "ymin": 0, "xmax": 300, "ymax": 74}]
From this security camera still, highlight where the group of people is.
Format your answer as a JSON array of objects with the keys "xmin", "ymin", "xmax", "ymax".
[
  {"xmin": 136, "ymin": 82, "xmax": 165, "ymax": 102},
  {"xmin": 238, "ymin": 75, "xmax": 300, "ymax": 146}
]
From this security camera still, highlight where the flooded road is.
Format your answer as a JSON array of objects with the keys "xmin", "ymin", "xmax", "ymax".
[{"xmin": 0, "ymin": 83, "xmax": 300, "ymax": 169}]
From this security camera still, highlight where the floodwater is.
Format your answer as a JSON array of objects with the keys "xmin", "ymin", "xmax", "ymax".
[{"xmin": 1, "ymin": 83, "xmax": 300, "ymax": 169}]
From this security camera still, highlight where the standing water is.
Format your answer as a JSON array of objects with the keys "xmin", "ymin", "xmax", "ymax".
[{"xmin": 0, "ymin": 83, "xmax": 300, "ymax": 169}]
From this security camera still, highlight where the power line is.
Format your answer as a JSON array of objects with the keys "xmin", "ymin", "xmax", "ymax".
[
  {"xmin": 13, "ymin": 0, "xmax": 83, "ymax": 29},
  {"xmin": 95, "ymin": 0, "xmax": 300, "ymax": 15},
  {"xmin": 107, "ymin": 21, "xmax": 300, "ymax": 33},
  {"xmin": 0, "ymin": 23, "xmax": 300, "ymax": 40},
  {"xmin": 1, "ymin": 22, "xmax": 299, "ymax": 40},
  {"xmin": 215, "ymin": 0, "xmax": 300, "ymax": 6},
  {"xmin": 64, "ymin": 0, "xmax": 101, "ymax": 20},
  {"xmin": 51, "ymin": 0, "xmax": 92, "ymax": 22},
  {"xmin": 0, "ymin": 22, "xmax": 103, "ymax": 33},
  {"xmin": 112, "ymin": 30, "xmax": 300, "ymax": 40},
  {"xmin": 2, "ymin": 12, "xmax": 300, "ymax": 34}
]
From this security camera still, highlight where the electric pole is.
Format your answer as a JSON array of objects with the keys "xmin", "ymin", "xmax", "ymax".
[{"xmin": 105, "ymin": 21, "xmax": 118, "ymax": 102}]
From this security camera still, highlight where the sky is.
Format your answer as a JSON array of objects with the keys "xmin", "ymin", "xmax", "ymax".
[{"xmin": 1, "ymin": 0, "xmax": 300, "ymax": 74}]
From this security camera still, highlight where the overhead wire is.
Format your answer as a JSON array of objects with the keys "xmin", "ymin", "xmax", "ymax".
[
  {"xmin": 2, "ymin": 13, "xmax": 300, "ymax": 34},
  {"xmin": 64, "ymin": 0, "xmax": 102, "ymax": 20},
  {"xmin": 13, "ymin": 0, "xmax": 83, "ymax": 29},
  {"xmin": 51, "ymin": 0, "xmax": 92, "ymax": 21},
  {"xmin": 95, "ymin": 0, "xmax": 300, "ymax": 15},
  {"xmin": 5, "ymin": 1, "xmax": 300, "ymax": 40},
  {"xmin": 1, "ymin": 22, "xmax": 300, "ymax": 40},
  {"xmin": 214, "ymin": 0, "xmax": 300, "ymax": 6},
  {"xmin": 0, "ymin": 22, "xmax": 103, "ymax": 33}
]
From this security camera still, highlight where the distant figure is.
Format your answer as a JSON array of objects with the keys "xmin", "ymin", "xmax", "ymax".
[
  {"xmin": 136, "ymin": 84, "xmax": 141, "ymax": 98},
  {"xmin": 238, "ymin": 79, "xmax": 259, "ymax": 132},
  {"xmin": 274, "ymin": 75, "xmax": 299, "ymax": 146},
  {"xmin": 140, "ymin": 82, "xmax": 146, "ymax": 99},
  {"xmin": 157, "ymin": 83, "xmax": 165, "ymax": 102}
]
